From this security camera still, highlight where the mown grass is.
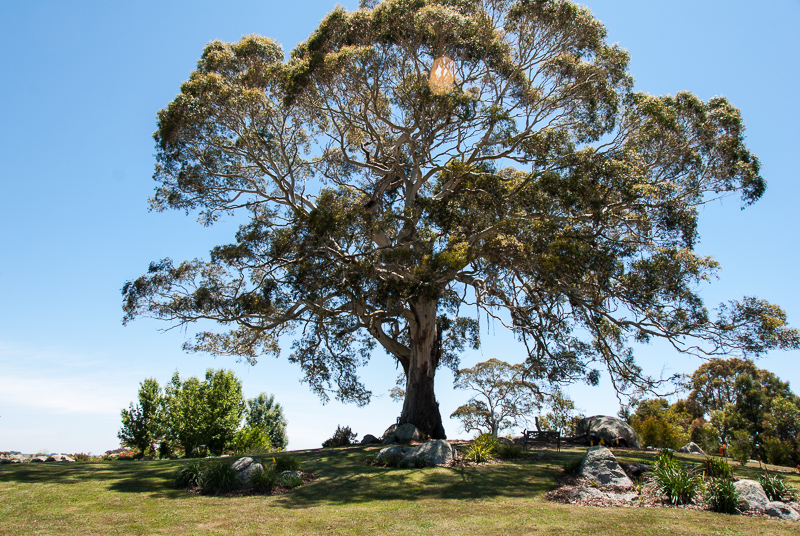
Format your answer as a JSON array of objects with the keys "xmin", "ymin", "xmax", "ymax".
[{"xmin": 1, "ymin": 446, "xmax": 798, "ymax": 535}]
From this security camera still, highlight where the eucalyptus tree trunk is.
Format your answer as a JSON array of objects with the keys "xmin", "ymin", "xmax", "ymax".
[{"xmin": 400, "ymin": 297, "xmax": 446, "ymax": 439}]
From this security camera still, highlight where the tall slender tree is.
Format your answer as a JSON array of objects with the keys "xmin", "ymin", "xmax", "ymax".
[{"xmin": 123, "ymin": 0, "xmax": 798, "ymax": 438}]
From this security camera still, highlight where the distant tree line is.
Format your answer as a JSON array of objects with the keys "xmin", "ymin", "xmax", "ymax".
[
  {"xmin": 118, "ymin": 369, "xmax": 287, "ymax": 457},
  {"xmin": 625, "ymin": 358, "xmax": 800, "ymax": 465}
]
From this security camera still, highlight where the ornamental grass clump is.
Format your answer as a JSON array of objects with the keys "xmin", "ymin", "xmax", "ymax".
[
  {"xmin": 703, "ymin": 457, "xmax": 732, "ymax": 480},
  {"xmin": 653, "ymin": 459, "xmax": 703, "ymax": 505},
  {"xmin": 758, "ymin": 471, "xmax": 797, "ymax": 502},
  {"xmin": 496, "ymin": 442, "xmax": 524, "ymax": 460},
  {"xmin": 465, "ymin": 433, "xmax": 498, "ymax": 463},
  {"xmin": 705, "ymin": 477, "xmax": 739, "ymax": 514},
  {"xmin": 561, "ymin": 457, "xmax": 583, "ymax": 476},
  {"xmin": 173, "ymin": 459, "xmax": 207, "ymax": 489},
  {"xmin": 249, "ymin": 466, "xmax": 279, "ymax": 493},
  {"xmin": 200, "ymin": 460, "xmax": 241, "ymax": 494},
  {"xmin": 272, "ymin": 455, "xmax": 301, "ymax": 472}
]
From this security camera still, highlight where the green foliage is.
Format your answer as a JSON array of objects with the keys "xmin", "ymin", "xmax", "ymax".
[
  {"xmin": 496, "ymin": 442, "xmax": 524, "ymax": 460},
  {"xmin": 322, "ymin": 425, "xmax": 358, "ymax": 448},
  {"xmin": 542, "ymin": 389, "xmax": 577, "ymax": 435},
  {"xmin": 230, "ymin": 425, "xmax": 272, "ymax": 455},
  {"xmin": 280, "ymin": 472, "xmax": 304, "ymax": 489},
  {"xmin": 758, "ymin": 472, "xmax": 797, "ymax": 502},
  {"xmin": 450, "ymin": 359, "xmax": 542, "ymax": 436},
  {"xmin": 249, "ymin": 466, "xmax": 279, "ymax": 493},
  {"xmin": 163, "ymin": 369, "xmax": 245, "ymax": 456},
  {"xmin": 653, "ymin": 449, "xmax": 677, "ymax": 472},
  {"xmin": 246, "ymin": 393, "xmax": 289, "ymax": 450},
  {"xmin": 118, "ymin": 378, "xmax": 164, "ymax": 455},
  {"xmin": 727, "ymin": 430, "xmax": 753, "ymax": 466},
  {"xmin": 705, "ymin": 477, "xmax": 739, "ymax": 514},
  {"xmin": 561, "ymin": 457, "xmax": 583, "ymax": 476},
  {"xmin": 762, "ymin": 437, "xmax": 793, "ymax": 466},
  {"xmin": 653, "ymin": 460, "xmax": 703, "ymax": 505},
  {"xmin": 272, "ymin": 455, "xmax": 301, "ymax": 472},
  {"xmin": 689, "ymin": 419, "xmax": 720, "ymax": 454},
  {"xmin": 630, "ymin": 398, "xmax": 691, "ymax": 450},
  {"xmin": 703, "ymin": 457, "xmax": 732, "ymax": 480},
  {"xmin": 465, "ymin": 433, "xmax": 498, "ymax": 463},
  {"xmin": 173, "ymin": 459, "xmax": 207, "ymax": 489},
  {"xmin": 200, "ymin": 460, "xmax": 241, "ymax": 494}
]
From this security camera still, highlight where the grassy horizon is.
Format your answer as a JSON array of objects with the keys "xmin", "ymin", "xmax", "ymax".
[{"xmin": 2, "ymin": 445, "xmax": 799, "ymax": 535}]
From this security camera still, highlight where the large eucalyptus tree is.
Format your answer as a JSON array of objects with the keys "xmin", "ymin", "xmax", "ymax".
[{"xmin": 123, "ymin": 0, "xmax": 798, "ymax": 438}]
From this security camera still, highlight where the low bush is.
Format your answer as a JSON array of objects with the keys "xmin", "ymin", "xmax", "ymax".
[
  {"xmin": 273, "ymin": 455, "xmax": 301, "ymax": 472},
  {"xmin": 653, "ymin": 449, "xmax": 677, "ymax": 472},
  {"xmin": 249, "ymin": 467, "xmax": 279, "ymax": 493},
  {"xmin": 173, "ymin": 459, "xmax": 207, "ymax": 489},
  {"xmin": 702, "ymin": 457, "xmax": 732, "ymax": 480},
  {"xmin": 496, "ymin": 442, "xmax": 524, "ymax": 460},
  {"xmin": 705, "ymin": 477, "xmax": 739, "ymax": 514},
  {"xmin": 561, "ymin": 457, "xmax": 583, "ymax": 476},
  {"xmin": 322, "ymin": 425, "xmax": 358, "ymax": 448},
  {"xmin": 200, "ymin": 460, "xmax": 240, "ymax": 494},
  {"xmin": 465, "ymin": 433, "xmax": 498, "ymax": 463},
  {"xmin": 758, "ymin": 472, "xmax": 797, "ymax": 502},
  {"xmin": 280, "ymin": 472, "xmax": 304, "ymax": 489},
  {"xmin": 653, "ymin": 462, "xmax": 703, "ymax": 505}
]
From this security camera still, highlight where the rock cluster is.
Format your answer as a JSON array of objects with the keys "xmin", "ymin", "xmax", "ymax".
[
  {"xmin": 734, "ymin": 479, "xmax": 800, "ymax": 520},
  {"xmin": 678, "ymin": 442, "xmax": 705, "ymax": 456}
]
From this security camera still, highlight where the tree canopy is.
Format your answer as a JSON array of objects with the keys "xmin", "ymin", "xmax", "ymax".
[{"xmin": 123, "ymin": 0, "xmax": 798, "ymax": 439}]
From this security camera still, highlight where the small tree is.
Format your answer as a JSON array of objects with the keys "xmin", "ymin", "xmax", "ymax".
[
  {"xmin": 542, "ymin": 389, "xmax": 576, "ymax": 435},
  {"xmin": 118, "ymin": 378, "xmax": 164, "ymax": 455},
  {"xmin": 163, "ymin": 369, "xmax": 245, "ymax": 456},
  {"xmin": 246, "ymin": 393, "xmax": 289, "ymax": 450},
  {"xmin": 451, "ymin": 359, "xmax": 542, "ymax": 436}
]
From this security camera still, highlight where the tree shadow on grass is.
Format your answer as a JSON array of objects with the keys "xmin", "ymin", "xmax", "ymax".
[
  {"xmin": 0, "ymin": 460, "xmax": 185, "ymax": 498},
  {"xmin": 270, "ymin": 445, "xmax": 569, "ymax": 509}
]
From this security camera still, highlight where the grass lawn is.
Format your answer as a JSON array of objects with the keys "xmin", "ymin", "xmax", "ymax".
[{"xmin": 2, "ymin": 446, "xmax": 799, "ymax": 535}]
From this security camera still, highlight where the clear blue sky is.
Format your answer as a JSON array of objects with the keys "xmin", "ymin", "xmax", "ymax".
[{"xmin": 1, "ymin": 1, "xmax": 799, "ymax": 454}]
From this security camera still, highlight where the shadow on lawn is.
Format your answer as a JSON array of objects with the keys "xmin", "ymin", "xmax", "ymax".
[
  {"xmin": 270, "ymin": 445, "xmax": 571, "ymax": 508},
  {"xmin": 0, "ymin": 460, "xmax": 185, "ymax": 498}
]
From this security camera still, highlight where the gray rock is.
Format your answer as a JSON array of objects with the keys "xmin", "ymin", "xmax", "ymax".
[
  {"xmin": 376, "ymin": 440, "xmax": 454, "ymax": 466},
  {"xmin": 679, "ymin": 442, "xmax": 705, "ymax": 456},
  {"xmin": 240, "ymin": 462, "xmax": 264, "ymax": 483},
  {"xmin": 231, "ymin": 457, "xmax": 254, "ymax": 472},
  {"xmin": 734, "ymin": 479, "xmax": 769, "ymax": 512},
  {"xmin": 576, "ymin": 416, "xmax": 640, "ymax": 449},
  {"xmin": 569, "ymin": 487, "xmax": 605, "ymax": 500},
  {"xmin": 31, "ymin": 456, "xmax": 48, "ymax": 463},
  {"xmin": 376, "ymin": 445, "xmax": 408, "ymax": 462},
  {"xmin": 407, "ymin": 440, "xmax": 453, "ymax": 466},
  {"xmin": 281, "ymin": 470, "xmax": 302, "ymax": 479},
  {"xmin": 765, "ymin": 501, "xmax": 800, "ymax": 521},
  {"xmin": 382, "ymin": 423, "xmax": 421, "ymax": 444},
  {"xmin": 578, "ymin": 446, "xmax": 634, "ymax": 487},
  {"xmin": 360, "ymin": 434, "xmax": 380, "ymax": 445},
  {"xmin": 622, "ymin": 463, "xmax": 651, "ymax": 477},
  {"xmin": 395, "ymin": 423, "xmax": 422, "ymax": 443},
  {"xmin": 381, "ymin": 424, "xmax": 398, "ymax": 441}
]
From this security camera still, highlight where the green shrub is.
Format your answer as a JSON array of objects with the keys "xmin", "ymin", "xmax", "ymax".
[
  {"xmin": 762, "ymin": 437, "xmax": 793, "ymax": 466},
  {"xmin": 322, "ymin": 425, "xmax": 357, "ymax": 448},
  {"xmin": 376, "ymin": 453, "xmax": 406, "ymax": 468},
  {"xmin": 653, "ymin": 449, "xmax": 677, "ymax": 472},
  {"xmin": 561, "ymin": 457, "xmax": 582, "ymax": 476},
  {"xmin": 230, "ymin": 425, "xmax": 272, "ymax": 455},
  {"xmin": 280, "ymin": 472, "xmax": 303, "ymax": 489},
  {"xmin": 173, "ymin": 459, "xmax": 207, "ymax": 488},
  {"xmin": 249, "ymin": 467, "xmax": 279, "ymax": 493},
  {"xmin": 200, "ymin": 460, "xmax": 241, "ymax": 494},
  {"xmin": 653, "ymin": 462, "xmax": 703, "ymax": 505},
  {"xmin": 705, "ymin": 477, "xmax": 739, "ymax": 514},
  {"xmin": 496, "ymin": 442, "xmax": 523, "ymax": 460},
  {"xmin": 465, "ymin": 433, "xmax": 498, "ymax": 463},
  {"xmin": 273, "ymin": 455, "xmax": 301, "ymax": 472},
  {"xmin": 758, "ymin": 472, "xmax": 797, "ymax": 502},
  {"xmin": 703, "ymin": 457, "xmax": 732, "ymax": 480},
  {"xmin": 727, "ymin": 430, "xmax": 752, "ymax": 466}
]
